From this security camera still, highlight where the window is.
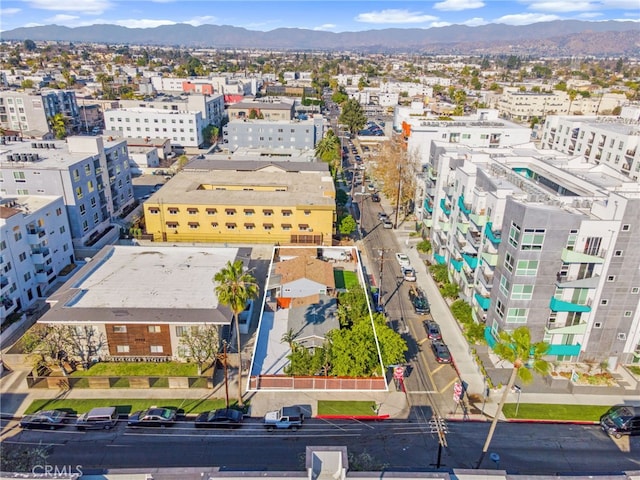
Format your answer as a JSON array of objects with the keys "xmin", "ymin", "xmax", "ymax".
[
  {"xmin": 206, "ymin": 208, "xmax": 217, "ymax": 215},
  {"xmin": 113, "ymin": 325, "xmax": 127, "ymax": 333},
  {"xmin": 304, "ymin": 210, "xmax": 311, "ymax": 216},
  {"xmin": 82, "ymin": 220, "xmax": 89, "ymax": 232},
  {"xmin": 511, "ymin": 284, "xmax": 534, "ymax": 300},
  {"xmin": 75, "ymin": 186, "xmax": 83, "ymax": 198},
  {"xmin": 282, "ymin": 210, "xmax": 292, "ymax": 217},
  {"xmin": 150, "ymin": 345, "xmax": 164, "ymax": 353},
  {"xmin": 226, "ymin": 223, "xmax": 237, "ymax": 230},
  {"xmin": 624, "ymin": 311, "xmax": 632, "ymax": 317},
  {"xmin": 499, "ymin": 276, "xmax": 510, "ymax": 297},
  {"xmin": 263, "ymin": 209, "xmax": 273, "ymax": 216},
  {"xmin": 614, "ymin": 250, "xmax": 623, "ymax": 257},
  {"xmin": 168, "ymin": 208, "xmax": 179, "ymax": 215},
  {"xmin": 73, "ymin": 169, "xmax": 80, "ymax": 181},
  {"xmin": 225, "ymin": 209, "xmax": 236, "ymax": 215},
  {"xmin": 56, "ymin": 208, "xmax": 62, "ymax": 216},
  {"xmin": 601, "ymin": 299, "xmax": 608, "ymax": 306},
  {"xmin": 508, "ymin": 222, "xmax": 521, "ymax": 248},
  {"xmin": 175, "ymin": 326, "xmax": 188, "ymax": 337},
  {"xmin": 504, "ymin": 252, "xmax": 514, "ymax": 273},
  {"xmin": 622, "ymin": 224, "xmax": 630, "ymax": 232},
  {"xmin": 244, "ymin": 223, "xmax": 255, "ymax": 230},
  {"xmin": 521, "ymin": 228, "xmax": 545, "ymax": 251},
  {"xmin": 515, "ymin": 260, "xmax": 538, "ymax": 276},
  {"xmin": 116, "ymin": 345, "xmax": 130, "ymax": 353},
  {"xmin": 282, "ymin": 224, "xmax": 292, "ymax": 231},
  {"xmin": 263, "ymin": 223, "xmax": 273, "ymax": 230},
  {"xmin": 14, "ymin": 231, "xmax": 22, "ymax": 241},
  {"xmin": 84, "ymin": 164, "xmax": 91, "ymax": 176},
  {"xmin": 24, "ymin": 272, "xmax": 31, "ymax": 281},
  {"xmin": 188, "ymin": 222, "xmax": 199, "ymax": 229},
  {"xmin": 607, "ymin": 275, "xmax": 616, "ymax": 282},
  {"xmin": 506, "ymin": 308, "xmax": 528, "ymax": 324},
  {"xmin": 13, "ymin": 171, "xmax": 26, "ymax": 182},
  {"xmin": 166, "ymin": 222, "xmax": 178, "ymax": 229},
  {"xmin": 495, "ymin": 299, "xmax": 505, "ymax": 318},
  {"xmin": 594, "ymin": 322, "xmax": 602, "ymax": 329},
  {"xmin": 79, "ymin": 204, "xmax": 86, "ymax": 216},
  {"xmin": 617, "ymin": 333, "xmax": 627, "ymax": 341},
  {"xmin": 187, "ymin": 208, "xmax": 198, "ymax": 215},
  {"xmin": 566, "ymin": 230, "xmax": 578, "ymax": 250},
  {"xmin": 59, "ymin": 225, "xmax": 66, "ymax": 234},
  {"xmin": 148, "ymin": 325, "xmax": 161, "ymax": 333},
  {"xmin": 632, "ymin": 287, "xmax": 639, "ymax": 294},
  {"xmin": 244, "ymin": 209, "xmax": 255, "ymax": 216},
  {"xmin": 149, "ymin": 208, "xmax": 159, "ymax": 215},
  {"xmin": 211, "ymin": 222, "xmax": 219, "ymax": 228},
  {"xmin": 18, "ymin": 252, "xmax": 27, "ymax": 262}
]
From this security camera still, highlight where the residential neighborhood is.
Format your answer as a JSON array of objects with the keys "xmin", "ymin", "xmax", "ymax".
[{"xmin": 0, "ymin": 9, "xmax": 640, "ymax": 478}]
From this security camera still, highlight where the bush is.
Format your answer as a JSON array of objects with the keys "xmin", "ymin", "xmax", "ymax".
[
  {"xmin": 464, "ymin": 322, "xmax": 486, "ymax": 345},
  {"xmin": 439, "ymin": 282, "xmax": 459, "ymax": 299},
  {"xmin": 416, "ymin": 239, "xmax": 432, "ymax": 253},
  {"xmin": 451, "ymin": 300, "xmax": 472, "ymax": 324},
  {"xmin": 429, "ymin": 264, "xmax": 448, "ymax": 284}
]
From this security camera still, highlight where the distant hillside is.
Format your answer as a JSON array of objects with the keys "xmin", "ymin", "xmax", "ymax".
[{"xmin": 2, "ymin": 20, "xmax": 639, "ymax": 55}]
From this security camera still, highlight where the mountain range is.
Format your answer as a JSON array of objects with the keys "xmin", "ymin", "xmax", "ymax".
[{"xmin": 2, "ymin": 21, "xmax": 639, "ymax": 56}]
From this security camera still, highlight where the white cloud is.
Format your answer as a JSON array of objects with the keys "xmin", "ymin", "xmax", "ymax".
[
  {"xmin": 313, "ymin": 23, "xmax": 337, "ymax": 31},
  {"xmin": 1, "ymin": 8, "xmax": 21, "ymax": 16},
  {"xmin": 493, "ymin": 12, "xmax": 561, "ymax": 25},
  {"xmin": 26, "ymin": 0, "xmax": 112, "ymax": 14},
  {"xmin": 429, "ymin": 21, "xmax": 453, "ymax": 27},
  {"xmin": 44, "ymin": 14, "xmax": 80, "ymax": 24},
  {"xmin": 600, "ymin": 0, "xmax": 640, "ymax": 7},
  {"xmin": 184, "ymin": 16, "xmax": 217, "ymax": 26},
  {"xmin": 523, "ymin": 1, "xmax": 598, "ymax": 13},
  {"xmin": 578, "ymin": 12, "xmax": 603, "ymax": 18},
  {"xmin": 461, "ymin": 17, "xmax": 489, "ymax": 26},
  {"xmin": 434, "ymin": 0, "xmax": 485, "ymax": 12},
  {"xmin": 356, "ymin": 9, "xmax": 438, "ymax": 24},
  {"xmin": 112, "ymin": 18, "xmax": 177, "ymax": 29}
]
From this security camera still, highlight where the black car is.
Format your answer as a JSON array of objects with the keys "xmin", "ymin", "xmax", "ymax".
[
  {"xmin": 431, "ymin": 340, "xmax": 452, "ymax": 364},
  {"xmin": 371, "ymin": 193, "xmax": 380, "ymax": 202},
  {"xmin": 20, "ymin": 410, "xmax": 68, "ymax": 429},
  {"xmin": 409, "ymin": 288, "xmax": 430, "ymax": 314},
  {"xmin": 127, "ymin": 407, "xmax": 176, "ymax": 427},
  {"xmin": 195, "ymin": 408, "xmax": 244, "ymax": 428},
  {"xmin": 424, "ymin": 320, "xmax": 442, "ymax": 340}
]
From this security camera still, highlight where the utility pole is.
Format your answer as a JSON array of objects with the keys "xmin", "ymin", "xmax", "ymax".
[
  {"xmin": 429, "ymin": 416, "xmax": 448, "ymax": 469},
  {"xmin": 394, "ymin": 160, "xmax": 402, "ymax": 229}
]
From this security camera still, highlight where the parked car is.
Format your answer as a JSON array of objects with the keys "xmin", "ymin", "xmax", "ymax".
[
  {"xmin": 383, "ymin": 220, "xmax": 394, "ymax": 229},
  {"xmin": 378, "ymin": 212, "xmax": 388, "ymax": 221},
  {"xmin": 402, "ymin": 266, "xmax": 417, "ymax": 282},
  {"xmin": 600, "ymin": 405, "xmax": 640, "ymax": 438},
  {"xmin": 195, "ymin": 408, "xmax": 244, "ymax": 428},
  {"xmin": 127, "ymin": 407, "xmax": 176, "ymax": 427},
  {"xmin": 264, "ymin": 406, "xmax": 304, "ymax": 431},
  {"xmin": 395, "ymin": 253, "xmax": 411, "ymax": 267},
  {"xmin": 409, "ymin": 287, "xmax": 430, "ymax": 314},
  {"xmin": 367, "ymin": 183, "xmax": 375, "ymax": 191},
  {"xmin": 20, "ymin": 410, "xmax": 68, "ymax": 430},
  {"xmin": 371, "ymin": 193, "xmax": 380, "ymax": 202},
  {"xmin": 76, "ymin": 406, "xmax": 118, "ymax": 430},
  {"xmin": 431, "ymin": 340, "xmax": 452, "ymax": 364},
  {"xmin": 424, "ymin": 320, "xmax": 442, "ymax": 340}
]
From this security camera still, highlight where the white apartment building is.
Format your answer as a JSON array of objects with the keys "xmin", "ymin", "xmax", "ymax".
[
  {"xmin": 128, "ymin": 146, "xmax": 160, "ymax": 173},
  {"xmin": 420, "ymin": 141, "xmax": 640, "ymax": 367},
  {"xmin": 1, "ymin": 136, "xmax": 134, "ymax": 248},
  {"xmin": 498, "ymin": 88, "xmax": 628, "ymax": 122},
  {"xmin": 379, "ymin": 81, "xmax": 433, "ymax": 99},
  {"xmin": 118, "ymin": 93, "xmax": 225, "ymax": 128},
  {"xmin": 540, "ymin": 112, "xmax": 640, "ymax": 181},
  {"xmin": 0, "ymin": 195, "xmax": 74, "ymax": 321},
  {"xmin": 104, "ymin": 108, "xmax": 206, "ymax": 148}
]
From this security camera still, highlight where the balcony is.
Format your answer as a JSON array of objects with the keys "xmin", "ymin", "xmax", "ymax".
[
  {"xmin": 626, "ymin": 149, "xmax": 637, "ymax": 157},
  {"xmin": 456, "ymin": 222, "xmax": 469, "ymax": 235},
  {"xmin": 450, "ymin": 258, "xmax": 463, "ymax": 272},
  {"xmin": 474, "ymin": 293, "xmax": 491, "ymax": 310},
  {"xmin": 30, "ymin": 248, "xmax": 50, "ymax": 263},
  {"xmin": 561, "ymin": 248, "xmax": 604, "ymax": 264},
  {"xmin": 434, "ymin": 253, "xmax": 446, "ymax": 265},
  {"xmin": 457, "ymin": 195, "xmax": 472, "ymax": 215},
  {"xmin": 546, "ymin": 344, "xmax": 582, "ymax": 357},
  {"xmin": 440, "ymin": 198, "xmax": 451, "ymax": 216},
  {"xmin": 549, "ymin": 297, "xmax": 592, "ymax": 313},
  {"xmin": 463, "ymin": 253, "xmax": 478, "ymax": 270},
  {"xmin": 484, "ymin": 222, "xmax": 502, "ymax": 244},
  {"xmin": 35, "ymin": 267, "xmax": 54, "ymax": 283},
  {"xmin": 462, "ymin": 268, "xmax": 474, "ymax": 286},
  {"xmin": 469, "ymin": 212, "xmax": 487, "ymax": 227},
  {"xmin": 422, "ymin": 218, "xmax": 433, "ymax": 228},
  {"xmin": 466, "ymin": 228, "xmax": 481, "ymax": 248},
  {"xmin": 481, "ymin": 251, "xmax": 498, "ymax": 267},
  {"xmin": 423, "ymin": 198, "xmax": 433, "ymax": 214},
  {"xmin": 478, "ymin": 268, "xmax": 494, "ymax": 289},
  {"xmin": 27, "ymin": 228, "xmax": 46, "ymax": 244},
  {"xmin": 0, "ymin": 275, "xmax": 8, "ymax": 290}
]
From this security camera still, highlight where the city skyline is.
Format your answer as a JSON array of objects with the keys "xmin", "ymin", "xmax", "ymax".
[{"xmin": 1, "ymin": 0, "xmax": 639, "ymax": 34}]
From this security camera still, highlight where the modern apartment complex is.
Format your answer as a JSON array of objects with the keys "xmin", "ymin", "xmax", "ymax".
[
  {"xmin": 143, "ymin": 160, "xmax": 336, "ymax": 246},
  {"xmin": 118, "ymin": 93, "xmax": 225, "ymax": 127},
  {"xmin": 0, "ymin": 135, "xmax": 134, "ymax": 248},
  {"xmin": 39, "ymin": 245, "xmax": 246, "ymax": 360},
  {"xmin": 0, "ymin": 195, "xmax": 74, "ymax": 321},
  {"xmin": 222, "ymin": 116, "xmax": 324, "ymax": 152},
  {"xmin": 540, "ymin": 111, "xmax": 640, "ymax": 181},
  {"xmin": 0, "ymin": 89, "xmax": 80, "ymax": 137},
  {"xmin": 420, "ymin": 142, "xmax": 640, "ymax": 367},
  {"xmin": 227, "ymin": 99, "xmax": 295, "ymax": 121}
]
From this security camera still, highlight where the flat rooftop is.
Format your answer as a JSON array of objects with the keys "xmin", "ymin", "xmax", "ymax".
[{"xmin": 43, "ymin": 245, "xmax": 252, "ymax": 325}]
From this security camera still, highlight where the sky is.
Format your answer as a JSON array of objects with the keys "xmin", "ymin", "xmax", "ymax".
[{"xmin": 0, "ymin": 0, "xmax": 639, "ymax": 33}]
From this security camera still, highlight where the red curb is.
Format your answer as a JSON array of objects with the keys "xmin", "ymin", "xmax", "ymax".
[
  {"xmin": 316, "ymin": 414, "xmax": 390, "ymax": 421},
  {"xmin": 506, "ymin": 419, "xmax": 598, "ymax": 425}
]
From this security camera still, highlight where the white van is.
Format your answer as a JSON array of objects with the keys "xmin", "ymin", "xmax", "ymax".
[{"xmin": 76, "ymin": 406, "xmax": 118, "ymax": 430}]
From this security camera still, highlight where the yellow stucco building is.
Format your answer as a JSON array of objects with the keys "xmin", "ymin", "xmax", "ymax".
[{"xmin": 143, "ymin": 160, "xmax": 336, "ymax": 246}]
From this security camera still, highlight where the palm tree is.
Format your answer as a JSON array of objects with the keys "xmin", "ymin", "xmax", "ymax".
[
  {"xmin": 49, "ymin": 113, "xmax": 68, "ymax": 139},
  {"xmin": 315, "ymin": 129, "xmax": 341, "ymax": 175},
  {"xmin": 214, "ymin": 260, "xmax": 259, "ymax": 407},
  {"xmin": 281, "ymin": 328, "xmax": 298, "ymax": 353},
  {"xmin": 476, "ymin": 326, "xmax": 549, "ymax": 468}
]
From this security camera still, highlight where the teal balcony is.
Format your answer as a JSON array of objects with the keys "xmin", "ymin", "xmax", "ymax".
[
  {"xmin": 475, "ymin": 293, "xmax": 491, "ymax": 310},
  {"xmin": 440, "ymin": 198, "xmax": 451, "ymax": 216},
  {"xmin": 434, "ymin": 253, "xmax": 446, "ymax": 265},
  {"xmin": 423, "ymin": 198, "xmax": 433, "ymax": 213},
  {"xmin": 549, "ymin": 297, "xmax": 592, "ymax": 313},
  {"xmin": 458, "ymin": 195, "xmax": 472, "ymax": 215},
  {"xmin": 484, "ymin": 222, "xmax": 501, "ymax": 244},
  {"xmin": 547, "ymin": 344, "xmax": 581, "ymax": 357},
  {"xmin": 484, "ymin": 326, "xmax": 496, "ymax": 348},
  {"xmin": 469, "ymin": 212, "xmax": 488, "ymax": 227},
  {"xmin": 463, "ymin": 253, "xmax": 478, "ymax": 269},
  {"xmin": 451, "ymin": 258, "xmax": 463, "ymax": 272}
]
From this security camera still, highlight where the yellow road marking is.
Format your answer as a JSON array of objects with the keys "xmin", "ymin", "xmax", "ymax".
[
  {"xmin": 418, "ymin": 337, "xmax": 429, "ymax": 345},
  {"xmin": 439, "ymin": 377, "xmax": 457, "ymax": 394}
]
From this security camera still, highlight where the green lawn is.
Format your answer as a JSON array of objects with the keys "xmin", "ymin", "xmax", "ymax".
[
  {"xmin": 24, "ymin": 398, "xmax": 237, "ymax": 416},
  {"xmin": 70, "ymin": 362, "xmax": 199, "ymax": 377},
  {"xmin": 317, "ymin": 400, "xmax": 377, "ymax": 416},
  {"xmin": 334, "ymin": 270, "xmax": 359, "ymax": 290},
  {"xmin": 502, "ymin": 403, "xmax": 609, "ymax": 421}
]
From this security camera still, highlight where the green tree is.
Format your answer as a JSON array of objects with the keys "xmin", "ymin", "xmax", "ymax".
[
  {"xmin": 214, "ymin": 260, "xmax": 259, "ymax": 407},
  {"xmin": 439, "ymin": 282, "xmax": 459, "ymax": 299},
  {"xmin": 476, "ymin": 327, "xmax": 549, "ymax": 467},
  {"xmin": 315, "ymin": 129, "xmax": 341, "ymax": 175},
  {"xmin": 339, "ymin": 98, "xmax": 366, "ymax": 136},
  {"xmin": 49, "ymin": 113, "xmax": 68, "ymax": 139},
  {"xmin": 339, "ymin": 214, "xmax": 357, "ymax": 236},
  {"xmin": 281, "ymin": 328, "xmax": 298, "ymax": 352},
  {"xmin": 21, "ymin": 79, "xmax": 34, "ymax": 89},
  {"xmin": 331, "ymin": 88, "xmax": 348, "ymax": 104},
  {"xmin": 178, "ymin": 324, "xmax": 220, "ymax": 375},
  {"xmin": 23, "ymin": 39, "xmax": 37, "ymax": 51}
]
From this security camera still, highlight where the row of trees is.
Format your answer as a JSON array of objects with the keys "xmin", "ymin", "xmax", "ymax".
[{"xmin": 284, "ymin": 287, "xmax": 407, "ymax": 377}]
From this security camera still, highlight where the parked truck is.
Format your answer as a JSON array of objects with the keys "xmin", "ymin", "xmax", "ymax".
[{"xmin": 264, "ymin": 406, "xmax": 304, "ymax": 431}]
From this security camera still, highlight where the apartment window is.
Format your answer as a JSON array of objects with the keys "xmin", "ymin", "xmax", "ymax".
[
  {"xmin": 624, "ymin": 311, "xmax": 632, "ymax": 317},
  {"xmin": 0, "ymin": 240, "xmax": 5, "ymax": 251},
  {"xmin": 298, "ymin": 224, "xmax": 309, "ymax": 231},
  {"xmin": 225, "ymin": 209, "xmax": 236, "ymax": 215},
  {"xmin": 263, "ymin": 223, "xmax": 273, "ymax": 230},
  {"xmin": 632, "ymin": 287, "xmax": 639, "ymax": 294},
  {"xmin": 282, "ymin": 210, "xmax": 292, "ymax": 217},
  {"xmin": 113, "ymin": 325, "xmax": 127, "ymax": 333},
  {"xmin": 304, "ymin": 210, "xmax": 311, "ymax": 216},
  {"xmin": 211, "ymin": 222, "xmax": 219, "ymax": 228},
  {"xmin": 226, "ymin": 223, "xmax": 237, "ymax": 230},
  {"xmin": 614, "ymin": 250, "xmax": 623, "ymax": 257},
  {"xmin": 512, "ymin": 284, "xmax": 534, "ymax": 300},
  {"xmin": 206, "ymin": 208, "xmax": 217, "ymax": 215},
  {"xmin": 150, "ymin": 345, "xmax": 163, "ymax": 353},
  {"xmin": 13, "ymin": 232, "xmax": 22, "ymax": 242},
  {"xmin": 515, "ymin": 259, "xmax": 538, "ymax": 276},
  {"xmin": 149, "ymin": 208, "xmax": 159, "ymax": 215},
  {"xmin": 508, "ymin": 222, "xmax": 521, "ymax": 248},
  {"xmin": 93, "ymin": 212, "xmax": 99, "ymax": 224},
  {"xmin": 18, "ymin": 252, "xmax": 27, "ymax": 262},
  {"xmin": 282, "ymin": 224, "xmax": 292, "ymax": 231},
  {"xmin": 90, "ymin": 197, "xmax": 96, "ymax": 208},
  {"xmin": 506, "ymin": 308, "xmax": 528, "ymax": 324},
  {"xmin": 566, "ymin": 230, "xmax": 578, "ymax": 250},
  {"xmin": 59, "ymin": 225, "xmax": 66, "ymax": 234},
  {"xmin": 187, "ymin": 208, "xmax": 198, "ymax": 215},
  {"xmin": 521, "ymin": 228, "xmax": 545, "ymax": 251},
  {"xmin": 622, "ymin": 224, "xmax": 630, "ymax": 232},
  {"xmin": 607, "ymin": 275, "xmax": 616, "ymax": 282},
  {"xmin": 504, "ymin": 252, "xmax": 514, "ymax": 273},
  {"xmin": 244, "ymin": 223, "xmax": 255, "ymax": 230},
  {"xmin": 56, "ymin": 208, "xmax": 62, "ymax": 216},
  {"xmin": 593, "ymin": 322, "xmax": 602, "ymax": 329},
  {"xmin": 13, "ymin": 171, "xmax": 25, "ymax": 182},
  {"xmin": 175, "ymin": 326, "xmax": 188, "ymax": 337},
  {"xmin": 495, "ymin": 299, "xmax": 505, "ymax": 319},
  {"xmin": 73, "ymin": 169, "xmax": 80, "ymax": 181},
  {"xmin": 75, "ymin": 186, "xmax": 83, "ymax": 199},
  {"xmin": 24, "ymin": 272, "xmax": 31, "ymax": 281},
  {"xmin": 499, "ymin": 276, "xmax": 510, "ymax": 297},
  {"xmin": 168, "ymin": 208, "xmax": 179, "ymax": 215},
  {"xmin": 263, "ymin": 209, "xmax": 273, "ymax": 216},
  {"xmin": 116, "ymin": 345, "xmax": 130, "ymax": 353},
  {"xmin": 601, "ymin": 299, "xmax": 608, "ymax": 306},
  {"xmin": 166, "ymin": 222, "xmax": 178, "ymax": 229},
  {"xmin": 188, "ymin": 222, "xmax": 199, "ymax": 229},
  {"xmin": 244, "ymin": 209, "xmax": 255, "ymax": 216},
  {"xmin": 148, "ymin": 325, "xmax": 161, "ymax": 333}
]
